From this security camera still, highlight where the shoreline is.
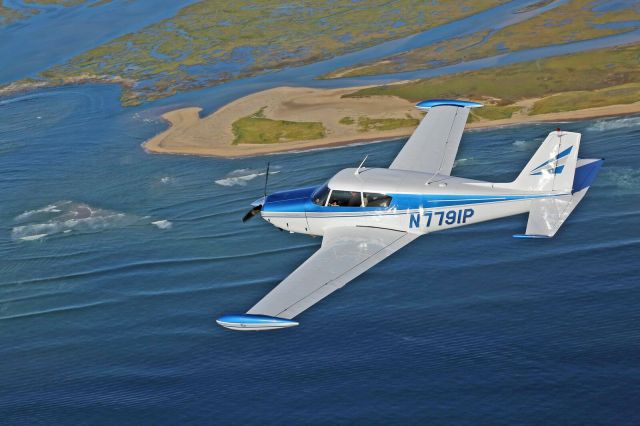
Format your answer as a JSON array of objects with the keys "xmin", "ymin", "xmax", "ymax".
[{"xmin": 142, "ymin": 86, "xmax": 640, "ymax": 158}]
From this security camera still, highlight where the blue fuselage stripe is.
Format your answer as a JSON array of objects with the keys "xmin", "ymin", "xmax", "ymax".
[{"xmin": 261, "ymin": 187, "xmax": 566, "ymax": 215}]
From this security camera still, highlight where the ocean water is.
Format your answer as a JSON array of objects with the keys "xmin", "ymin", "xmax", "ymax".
[
  {"xmin": 2, "ymin": 0, "xmax": 640, "ymax": 422},
  {"xmin": 1, "ymin": 83, "xmax": 639, "ymax": 424}
]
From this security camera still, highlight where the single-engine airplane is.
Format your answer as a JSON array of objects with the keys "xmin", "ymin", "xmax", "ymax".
[{"xmin": 217, "ymin": 99, "xmax": 603, "ymax": 331}]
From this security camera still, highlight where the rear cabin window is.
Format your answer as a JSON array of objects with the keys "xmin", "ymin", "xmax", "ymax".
[
  {"xmin": 328, "ymin": 190, "xmax": 362, "ymax": 207},
  {"xmin": 312, "ymin": 185, "xmax": 330, "ymax": 206},
  {"xmin": 363, "ymin": 192, "xmax": 392, "ymax": 207}
]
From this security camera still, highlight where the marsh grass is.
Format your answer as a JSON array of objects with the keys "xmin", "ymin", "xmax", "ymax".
[
  {"xmin": 232, "ymin": 110, "xmax": 325, "ymax": 144},
  {"xmin": 347, "ymin": 43, "xmax": 640, "ymax": 118},
  {"xmin": 356, "ymin": 116, "xmax": 420, "ymax": 132}
]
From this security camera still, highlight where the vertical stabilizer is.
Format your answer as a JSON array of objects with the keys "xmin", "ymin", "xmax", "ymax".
[{"xmin": 504, "ymin": 131, "xmax": 580, "ymax": 192}]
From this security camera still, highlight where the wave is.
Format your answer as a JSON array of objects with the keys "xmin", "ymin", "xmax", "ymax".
[
  {"xmin": 11, "ymin": 201, "xmax": 172, "ymax": 241},
  {"xmin": 453, "ymin": 157, "xmax": 473, "ymax": 168},
  {"xmin": 599, "ymin": 167, "xmax": 640, "ymax": 191},
  {"xmin": 151, "ymin": 220, "xmax": 173, "ymax": 230},
  {"xmin": 14, "ymin": 203, "xmax": 62, "ymax": 223},
  {"xmin": 131, "ymin": 110, "xmax": 164, "ymax": 124},
  {"xmin": 0, "ymin": 300, "xmax": 115, "ymax": 322},
  {"xmin": 512, "ymin": 139, "xmax": 534, "ymax": 149},
  {"xmin": 586, "ymin": 116, "xmax": 640, "ymax": 132},
  {"xmin": 215, "ymin": 167, "xmax": 281, "ymax": 187}
]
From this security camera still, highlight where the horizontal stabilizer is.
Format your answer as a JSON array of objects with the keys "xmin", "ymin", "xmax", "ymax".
[{"xmin": 516, "ymin": 158, "xmax": 603, "ymax": 238}]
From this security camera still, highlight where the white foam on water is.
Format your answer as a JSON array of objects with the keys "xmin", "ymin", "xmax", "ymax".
[
  {"xmin": 586, "ymin": 116, "xmax": 640, "ymax": 132},
  {"xmin": 11, "ymin": 201, "xmax": 139, "ymax": 241},
  {"xmin": 512, "ymin": 140, "xmax": 534, "ymax": 149},
  {"xmin": 151, "ymin": 220, "xmax": 173, "ymax": 230},
  {"xmin": 453, "ymin": 158, "xmax": 472, "ymax": 168},
  {"xmin": 14, "ymin": 203, "xmax": 62, "ymax": 222},
  {"xmin": 601, "ymin": 167, "xmax": 640, "ymax": 191},
  {"xmin": 19, "ymin": 234, "xmax": 48, "ymax": 241},
  {"xmin": 132, "ymin": 111, "xmax": 164, "ymax": 124},
  {"xmin": 215, "ymin": 167, "xmax": 281, "ymax": 187},
  {"xmin": 160, "ymin": 176, "xmax": 173, "ymax": 184}
]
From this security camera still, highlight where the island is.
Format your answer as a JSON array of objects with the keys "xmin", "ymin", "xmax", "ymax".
[{"xmin": 144, "ymin": 42, "xmax": 640, "ymax": 157}]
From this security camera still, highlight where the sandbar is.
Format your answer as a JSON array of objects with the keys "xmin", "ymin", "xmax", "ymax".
[{"xmin": 143, "ymin": 86, "xmax": 640, "ymax": 158}]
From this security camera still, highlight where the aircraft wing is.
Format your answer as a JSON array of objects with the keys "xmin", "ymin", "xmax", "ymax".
[
  {"xmin": 217, "ymin": 227, "xmax": 419, "ymax": 330},
  {"xmin": 389, "ymin": 99, "xmax": 482, "ymax": 175}
]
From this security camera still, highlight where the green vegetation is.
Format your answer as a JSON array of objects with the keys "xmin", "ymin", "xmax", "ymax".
[
  {"xmin": 0, "ymin": 1, "xmax": 36, "ymax": 25},
  {"xmin": 339, "ymin": 116, "xmax": 355, "ymax": 125},
  {"xmin": 31, "ymin": 0, "xmax": 507, "ymax": 105},
  {"xmin": 356, "ymin": 116, "xmax": 420, "ymax": 132},
  {"xmin": 232, "ymin": 109, "xmax": 326, "ymax": 145},
  {"xmin": 22, "ymin": 0, "xmax": 84, "ymax": 4},
  {"xmin": 347, "ymin": 43, "xmax": 640, "ymax": 102},
  {"xmin": 324, "ymin": 0, "xmax": 640, "ymax": 78},
  {"xmin": 0, "ymin": 0, "xmax": 89, "ymax": 25},
  {"xmin": 346, "ymin": 42, "xmax": 640, "ymax": 118},
  {"xmin": 472, "ymin": 105, "xmax": 522, "ymax": 120},
  {"xmin": 531, "ymin": 83, "xmax": 640, "ymax": 115}
]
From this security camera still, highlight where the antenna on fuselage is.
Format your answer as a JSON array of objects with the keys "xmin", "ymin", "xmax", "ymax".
[
  {"xmin": 263, "ymin": 162, "xmax": 270, "ymax": 197},
  {"xmin": 354, "ymin": 155, "xmax": 368, "ymax": 175}
]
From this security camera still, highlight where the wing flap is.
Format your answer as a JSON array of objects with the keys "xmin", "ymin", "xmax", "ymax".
[{"xmin": 247, "ymin": 227, "xmax": 419, "ymax": 319}]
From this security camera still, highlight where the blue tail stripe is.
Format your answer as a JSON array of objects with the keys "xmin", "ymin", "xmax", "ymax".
[
  {"xmin": 530, "ymin": 146, "xmax": 573, "ymax": 174},
  {"xmin": 556, "ymin": 146, "xmax": 573, "ymax": 160}
]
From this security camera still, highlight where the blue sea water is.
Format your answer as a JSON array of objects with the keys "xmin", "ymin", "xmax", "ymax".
[
  {"xmin": 1, "ymin": 83, "xmax": 639, "ymax": 425},
  {"xmin": 2, "ymin": 0, "xmax": 640, "ymax": 423}
]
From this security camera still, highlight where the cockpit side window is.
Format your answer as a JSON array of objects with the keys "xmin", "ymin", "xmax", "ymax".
[
  {"xmin": 328, "ymin": 190, "xmax": 362, "ymax": 207},
  {"xmin": 312, "ymin": 184, "xmax": 330, "ymax": 206},
  {"xmin": 363, "ymin": 192, "xmax": 392, "ymax": 207}
]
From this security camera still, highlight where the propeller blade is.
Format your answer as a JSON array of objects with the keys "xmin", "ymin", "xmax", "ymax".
[
  {"xmin": 242, "ymin": 205, "xmax": 262, "ymax": 222},
  {"xmin": 264, "ymin": 162, "xmax": 270, "ymax": 197}
]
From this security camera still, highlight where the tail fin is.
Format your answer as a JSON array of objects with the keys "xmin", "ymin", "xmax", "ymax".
[
  {"xmin": 505, "ymin": 130, "xmax": 580, "ymax": 192},
  {"xmin": 514, "ymin": 158, "xmax": 604, "ymax": 238}
]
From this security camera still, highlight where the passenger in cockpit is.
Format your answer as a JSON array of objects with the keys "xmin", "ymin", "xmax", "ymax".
[{"xmin": 348, "ymin": 191, "xmax": 361, "ymax": 207}]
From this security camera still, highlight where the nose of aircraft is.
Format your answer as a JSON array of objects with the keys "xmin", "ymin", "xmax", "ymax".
[
  {"xmin": 241, "ymin": 186, "xmax": 318, "ymax": 222},
  {"xmin": 241, "ymin": 196, "xmax": 266, "ymax": 222}
]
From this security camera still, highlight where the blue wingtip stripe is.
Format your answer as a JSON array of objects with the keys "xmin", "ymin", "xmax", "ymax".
[
  {"xmin": 217, "ymin": 314, "xmax": 297, "ymax": 326},
  {"xmin": 416, "ymin": 99, "xmax": 483, "ymax": 109}
]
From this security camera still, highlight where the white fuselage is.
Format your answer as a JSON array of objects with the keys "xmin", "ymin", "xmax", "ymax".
[{"xmin": 260, "ymin": 168, "xmax": 564, "ymax": 237}]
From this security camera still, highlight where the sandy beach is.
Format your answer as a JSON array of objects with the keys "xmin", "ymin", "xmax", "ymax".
[{"xmin": 143, "ymin": 86, "xmax": 640, "ymax": 158}]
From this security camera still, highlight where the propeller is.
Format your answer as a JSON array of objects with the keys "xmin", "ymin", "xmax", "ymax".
[
  {"xmin": 241, "ymin": 162, "xmax": 270, "ymax": 222},
  {"xmin": 242, "ymin": 204, "xmax": 262, "ymax": 222}
]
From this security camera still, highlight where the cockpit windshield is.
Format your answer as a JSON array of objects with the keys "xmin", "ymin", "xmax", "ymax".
[{"xmin": 312, "ymin": 184, "xmax": 330, "ymax": 206}]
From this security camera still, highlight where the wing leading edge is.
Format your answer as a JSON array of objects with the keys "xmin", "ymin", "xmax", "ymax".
[
  {"xmin": 389, "ymin": 99, "xmax": 482, "ymax": 175},
  {"xmin": 217, "ymin": 227, "xmax": 419, "ymax": 330}
]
